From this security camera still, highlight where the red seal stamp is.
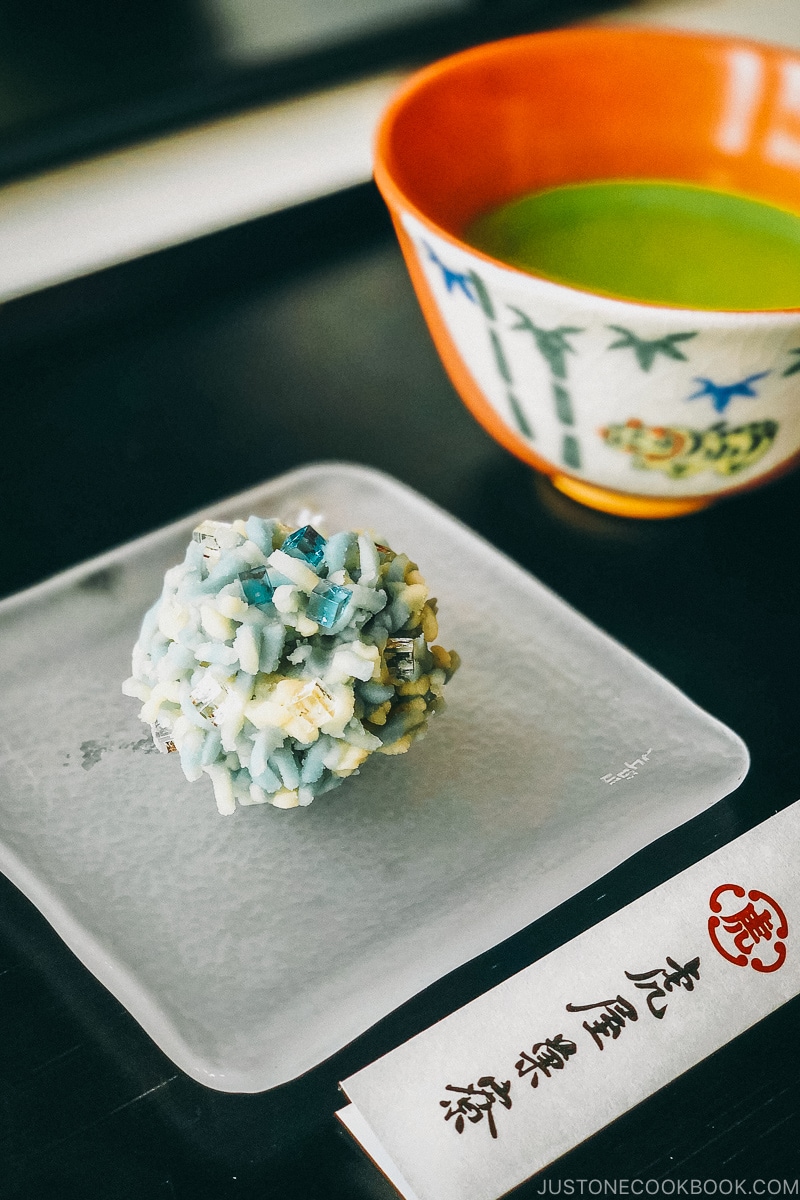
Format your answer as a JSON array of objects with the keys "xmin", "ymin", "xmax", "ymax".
[{"xmin": 708, "ymin": 884, "xmax": 788, "ymax": 973}]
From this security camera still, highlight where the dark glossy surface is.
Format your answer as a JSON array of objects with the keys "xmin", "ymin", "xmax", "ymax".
[{"xmin": 1, "ymin": 183, "xmax": 800, "ymax": 1198}]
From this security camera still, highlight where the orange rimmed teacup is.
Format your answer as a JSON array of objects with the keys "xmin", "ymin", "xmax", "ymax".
[{"xmin": 374, "ymin": 26, "xmax": 800, "ymax": 518}]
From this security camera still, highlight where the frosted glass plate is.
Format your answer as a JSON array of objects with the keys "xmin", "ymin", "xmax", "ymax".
[{"xmin": 0, "ymin": 463, "xmax": 748, "ymax": 1092}]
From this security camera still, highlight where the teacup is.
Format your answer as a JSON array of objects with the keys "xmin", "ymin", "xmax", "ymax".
[{"xmin": 374, "ymin": 27, "xmax": 800, "ymax": 518}]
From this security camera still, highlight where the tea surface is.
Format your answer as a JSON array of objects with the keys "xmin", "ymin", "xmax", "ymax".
[{"xmin": 466, "ymin": 181, "xmax": 800, "ymax": 310}]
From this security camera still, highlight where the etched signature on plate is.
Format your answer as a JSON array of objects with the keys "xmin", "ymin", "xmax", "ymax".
[{"xmin": 601, "ymin": 748, "xmax": 653, "ymax": 785}]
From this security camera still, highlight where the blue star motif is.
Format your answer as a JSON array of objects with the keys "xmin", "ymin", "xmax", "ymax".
[
  {"xmin": 424, "ymin": 243, "xmax": 476, "ymax": 302},
  {"xmin": 687, "ymin": 371, "xmax": 770, "ymax": 413}
]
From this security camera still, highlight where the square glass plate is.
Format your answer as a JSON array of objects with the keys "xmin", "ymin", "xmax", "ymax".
[{"xmin": 0, "ymin": 463, "xmax": 748, "ymax": 1092}]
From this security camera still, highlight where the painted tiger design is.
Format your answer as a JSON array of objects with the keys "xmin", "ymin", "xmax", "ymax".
[{"xmin": 599, "ymin": 418, "xmax": 778, "ymax": 479}]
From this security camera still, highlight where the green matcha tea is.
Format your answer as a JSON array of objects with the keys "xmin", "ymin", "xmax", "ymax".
[{"xmin": 466, "ymin": 180, "xmax": 800, "ymax": 310}]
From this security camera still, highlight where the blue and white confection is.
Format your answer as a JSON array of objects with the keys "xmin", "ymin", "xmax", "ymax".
[{"xmin": 123, "ymin": 515, "xmax": 459, "ymax": 814}]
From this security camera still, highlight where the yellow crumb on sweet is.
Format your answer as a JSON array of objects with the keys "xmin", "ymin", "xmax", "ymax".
[
  {"xmin": 405, "ymin": 567, "xmax": 425, "ymax": 585},
  {"xmin": 397, "ymin": 674, "xmax": 430, "ymax": 697},
  {"xmin": 122, "ymin": 676, "xmax": 151, "ymax": 702},
  {"xmin": 217, "ymin": 592, "xmax": 248, "ymax": 619},
  {"xmin": 246, "ymin": 697, "xmax": 289, "ymax": 730},
  {"xmin": 430, "ymin": 644, "xmax": 452, "ymax": 671},
  {"xmin": 233, "ymin": 624, "xmax": 259, "ymax": 674},
  {"xmin": 200, "ymin": 604, "xmax": 236, "ymax": 643},
  {"xmin": 420, "ymin": 603, "xmax": 438, "ymax": 642},
  {"xmin": 403, "ymin": 583, "xmax": 428, "ymax": 620},
  {"xmin": 330, "ymin": 744, "xmax": 370, "ymax": 775},
  {"xmin": 366, "ymin": 700, "xmax": 391, "ymax": 726},
  {"xmin": 284, "ymin": 713, "xmax": 320, "ymax": 743},
  {"xmin": 429, "ymin": 668, "xmax": 446, "ymax": 695},
  {"xmin": 271, "ymin": 788, "xmax": 300, "ymax": 809},
  {"xmin": 377, "ymin": 733, "xmax": 414, "ymax": 755},
  {"xmin": 267, "ymin": 549, "xmax": 320, "ymax": 593},
  {"xmin": 139, "ymin": 680, "xmax": 182, "ymax": 724}
]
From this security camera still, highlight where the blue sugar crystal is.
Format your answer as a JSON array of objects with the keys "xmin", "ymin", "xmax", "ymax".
[
  {"xmin": 307, "ymin": 580, "xmax": 351, "ymax": 628},
  {"xmin": 239, "ymin": 565, "xmax": 274, "ymax": 607},
  {"xmin": 282, "ymin": 524, "xmax": 327, "ymax": 567}
]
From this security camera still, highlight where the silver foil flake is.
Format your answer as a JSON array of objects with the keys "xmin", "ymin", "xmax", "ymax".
[
  {"xmin": 295, "ymin": 679, "xmax": 336, "ymax": 724},
  {"xmin": 385, "ymin": 637, "xmax": 416, "ymax": 682},
  {"xmin": 190, "ymin": 520, "xmax": 241, "ymax": 566},
  {"xmin": 152, "ymin": 721, "xmax": 177, "ymax": 754},
  {"xmin": 190, "ymin": 676, "xmax": 225, "ymax": 722},
  {"xmin": 192, "ymin": 520, "xmax": 231, "ymax": 566}
]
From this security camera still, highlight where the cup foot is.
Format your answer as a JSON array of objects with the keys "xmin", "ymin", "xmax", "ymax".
[{"xmin": 550, "ymin": 473, "xmax": 713, "ymax": 519}]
